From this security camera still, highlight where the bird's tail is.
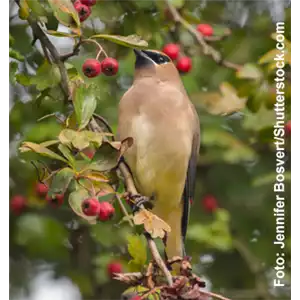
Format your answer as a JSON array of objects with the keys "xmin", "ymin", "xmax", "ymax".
[{"xmin": 163, "ymin": 207, "xmax": 184, "ymax": 271}]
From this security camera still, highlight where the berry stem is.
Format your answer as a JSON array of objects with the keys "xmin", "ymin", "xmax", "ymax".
[{"xmin": 81, "ymin": 39, "xmax": 108, "ymax": 59}]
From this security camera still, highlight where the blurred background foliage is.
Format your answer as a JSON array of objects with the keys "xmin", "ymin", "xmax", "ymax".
[{"xmin": 9, "ymin": 0, "xmax": 291, "ymax": 299}]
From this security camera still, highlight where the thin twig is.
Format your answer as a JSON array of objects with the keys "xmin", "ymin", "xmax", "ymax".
[
  {"xmin": 28, "ymin": 21, "xmax": 71, "ymax": 99},
  {"xmin": 141, "ymin": 286, "xmax": 164, "ymax": 299},
  {"xmin": 145, "ymin": 234, "xmax": 173, "ymax": 286},
  {"xmin": 116, "ymin": 193, "xmax": 134, "ymax": 227},
  {"xmin": 165, "ymin": 0, "xmax": 242, "ymax": 71}
]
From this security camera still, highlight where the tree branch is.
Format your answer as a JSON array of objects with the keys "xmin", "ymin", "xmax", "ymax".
[{"xmin": 165, "ymin": 0, "xmax": 242, "ymax": 71}]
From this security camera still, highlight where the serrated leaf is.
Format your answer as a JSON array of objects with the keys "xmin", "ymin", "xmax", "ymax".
[
  {"xmin": 31, "ymin": 60, "xmax": 61, "ymax": 91},
  {"xmin": 46, "ymin": 30, "xmax": 79, "ymax": 37},
  {"xmin": 236, "ymin": 63, "xmax": 263, "ymax": 80},
  {"xmin": 202, "ymin": 128, "xmax": 256, "ymax": 163},
  {"xmin": 243, "ymin": 106, "xmax": 276, "ymax": 131},
  {"xmin": 58, "ymin": 144, "xmax": 75, "ymax": 166},
  {"xmin": 73, "ymin": 84, "xmax": 97, "ymax": 130},
  {"xmin": 47, "ymin": 0, "xmax": 81, "ymax": 34},
  {"xmin": 127, "ymin": 234, "xmax": 147, "ymax": 269},
  {"xmin": 68, "ymin": 188, "xmax": 97, "ymax": 224},
  {"xmin": 90, "ymin": 34, "xmax": 148, "ymax": 48},
  {"xmin": 133, "ymin": 209, "xmax": 171, "ymax": 239},
  {"xmin": 19, "ymin": 141, "xmax": 68, "ymax": 163},
  {"xmin": 191, "ymin": 82, "xmax": 247, "ymax": 115},
  {"xmin": 49, "ymin": 167, "xmax": 75, "ymax": 195}
]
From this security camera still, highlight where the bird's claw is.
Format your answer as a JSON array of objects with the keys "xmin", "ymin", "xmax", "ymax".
[{"xmin": 124, "ymin": 192, "xmax": 154, "ymax": 212}]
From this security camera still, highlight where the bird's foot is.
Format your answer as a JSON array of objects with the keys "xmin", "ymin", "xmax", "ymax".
[{"xmin": 124, "ymin": 192, "xmax": 154, "ymax": 212}]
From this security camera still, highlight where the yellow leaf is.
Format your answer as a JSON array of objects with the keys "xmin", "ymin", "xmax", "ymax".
[
  {"xmin": 192, "ymin": 82, "xmax": 246, "ymax": 115},
  {"xmin": 133, "ymin": 209, "xmax": 171, "ymax": 239}
]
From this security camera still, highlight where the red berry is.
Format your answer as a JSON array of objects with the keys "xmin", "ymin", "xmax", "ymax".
[
  {"xmin": 285, "ymin": 120, "xmax": 291, "ymax": 136},
  {"xmin": 130, "ymin": 296, "xmax": 142, "ymax": 300},
  {"xmin": 74, "ymin": 1, "xmax": 91, "ymax": 22},
  {"xmin": 197, "ymin": 24, "xmax": 214, "ymax": 37},
  {"xmin": 83, "ymin": 148, "xmax": 95, "ymax": 159},
  {"xmin": 46, "ymin": 193, "xmax": 64, "ymax": 207},
  {"xmin": 107, "ymin": 262, "xmax": 122, "ymax": 278},
  {"xmin": 82, "ymin": 59, "xmax": 101, "ymax": 78},
  {"xmin": 162, "ymin": 43, "xmax": 180, "ymax": 60},
  {"xmin": 81, "ymin": 0, "xmax": 96, "ymax": 6},
  {"xmin": 101, "ymin": 57, "xmax": 119, "ymax": 76},
  {"xmin": 176, "ymin": 57, "xmax": 192, "ymax": 73},
  {"xmin": 202, "ymin": 195, "xmax": 218, "ymax": 213},
  {"xmin": 35, "ymin": 182, "xmax": 48, "ymax": 197},
  {"xmin": 98, "ymin": 201, "xmax": 115, "ymax": 221},
  {"xmin": 82, "ymin": 198, "xmax": 100, "ymax": 216},
  {"xmin": 10, "ymin": 195, "xmax": 27, "ymax": 215}
]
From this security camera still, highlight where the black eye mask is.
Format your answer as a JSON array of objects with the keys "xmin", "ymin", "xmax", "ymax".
[{"xmin": 143, "ymin": 50, "xmax": 171, "ymax": 65}]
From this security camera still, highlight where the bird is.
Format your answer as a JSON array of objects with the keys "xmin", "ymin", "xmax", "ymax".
[{"xmin": 117, "ymin": 49, "xmax": 200, "ymax": 264}]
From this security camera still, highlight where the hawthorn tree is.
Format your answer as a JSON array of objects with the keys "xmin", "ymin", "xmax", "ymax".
[{"xmin": 10, "ymin": 1, "xmax": 291, "ymax": 300}]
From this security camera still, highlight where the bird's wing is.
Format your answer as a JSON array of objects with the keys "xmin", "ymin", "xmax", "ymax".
[{"xmin": 181, "ymin": 110, "xmax": 200, "ymax": 244}]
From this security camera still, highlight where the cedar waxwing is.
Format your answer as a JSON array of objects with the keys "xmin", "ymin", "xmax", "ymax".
[{"xmin": 117, "ymin": 49, "xmax": 200, "ymax": 263}]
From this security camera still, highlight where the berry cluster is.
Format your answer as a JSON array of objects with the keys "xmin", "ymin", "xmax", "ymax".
[
  {"xmin": 73, "ymin": 0, "xmax": 96, "ymax": 22},
  {"xmin": 10, "ymin": 183, "xmax": 65, "ymax": 215},
  {"xmin": 82, "ymin": 57, "xmax": 119, "ymax": 78},
  {"xmin": 162, "ymin": 24, "xmax": 213, "ymax": 74},
  {"xmin": 82, "ymin": 197, "xmax": 115, "ymax": 221}
]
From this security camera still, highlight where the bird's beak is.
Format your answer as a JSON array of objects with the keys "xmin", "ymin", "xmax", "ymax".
[{"xmin": 134, "ymin": 49, "xmax": 153, "ymax": 68}]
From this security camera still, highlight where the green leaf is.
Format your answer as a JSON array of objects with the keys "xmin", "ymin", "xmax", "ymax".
[
  {"xmin": 59, "ymin": 129, "xmax": 104, "ymax": 150},
  {"xmin": 243, "ymin": 106, "xmax": 276, "ymax": 131},
  {"xmin": 72, "ymin": 132, "xmax": 90, "ymax": 150},
  {"xmin": 236, "ymin": 63, "xmax": 263, "ymax": 80},
  {"xmin": 90, "ymin": 34, "xmax": 148, "ymax": 48},
  {"xmin": 16, "ymin": 73, "xmax": 31, "ymax": 86},
  {"xmin": 19, "ymin": 0, "xmax": 30, "ymax": 20},
  {"xmin": 10, "ymin": 61, "xmax": 18, "ymax": 85},
  {"xmin": 27, "ymin": 0, "xmax": 48, "ymax": 16},
  {"xmin": 9, "ymin": 34, "xmax": 15, "ymax": 47},
  {"xmin": 47, "ymin": 0, "xmax": 81, "ymax": 34},
  {"xmin": 19, "ymin": 141, "xmax": 68, "ymax": 163},
  {"xmin": 90, "ymin": 142, "xmax": 120, "ymax": 172},
  {"xmin": 58, "ymin": 144, "xmax": 75, "ymax": 167},
  {"xmin": 31, "ymin": 60, "xmax": 61, "ymax": 91},
  {"xmin": 58, "ymin": 129, "xmax": 77, "ymax": 145},
  {"xmin": 9, "ymin": 48, "xmax": 25, "ymax": 61},
  {"xmin": 68, "ymin": 188, "xmax": 97, "ymax": 224},
  {"xmin": 169, "ymin": 0, "xmax": 185, "ymax": 9},
  {"xmin": 46, "ymin": 30, "xmax": 79, "ymax": 37},
  {"xmin": 202, "ymin": 128, "xmax": 256, "ymax": 163},
  {"xmin": 127, "ymin": 234, "xmax": 147, "ymax": 270},
  {"xmin": 73, "ymin": 84, "xmax": 97, "ymax": 130},
  {"xmin": 215, "ymin": 208, "xmax": 230, "ymax": 223},
  {"xmin": 49, "ymin": 167, "xmax": 75, "ymax": 195}
]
